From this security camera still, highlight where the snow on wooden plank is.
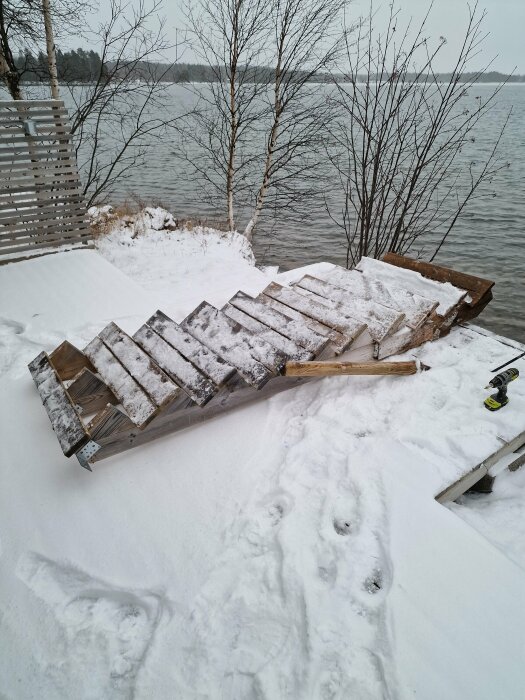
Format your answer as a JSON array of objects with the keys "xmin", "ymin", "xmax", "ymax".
[
  {"xmin": 258, "ymin": 293, "xmax": 353, "ymax": 355},
  {"xmin": 228, "ymin": 291, "xmax": 329, "ymax": 356},
  {"xmin": 98, "ymin": 322, "xmax": 181, "ymax": 408},
  {"xmin": 133, "ymin": 324, "xmax": 217, "ymax": 406},
  {"xmin": 147, "ymin": 310, "xmax": 235, "ymax": 387},
  {"xmin": 263, "ymin": 282, "xmax": 367, "ymax": 342},
  {"xmin": 181, "ymin": 302, "xmax": 281, "ymax": 389},
  {"xmin": 356, "ymin": 257, "xmax": 466, "ymax": 316},
  {"xmin": 222, "ymin": 303, "xmax": 312, "ymax": 361},
  {"xmin": 83, "ymin": 336, "xmax": 157, "ymax": 428},
  {"xmin": 295, "ymin": 275, "xmax": 405, "ymax": 343},
  {"xmin": 28, "ymin": 351, "xmax": 88, "ymax": 457},
  {"xmin": 323, "ymin": 265, "xmax": 437, "ymax": 329}
]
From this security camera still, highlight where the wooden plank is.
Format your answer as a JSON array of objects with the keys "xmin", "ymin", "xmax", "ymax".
[
  {"xmin": 382, "ymin": 252, "xmax": 494, "ymax": 306},
  {"xmin": 223, "ymin": 303, "xmax": 312, "ymax": 361},
  {"xmin": 0, "ymin": 99, "xmax": 65, "ymax": 108},
  {"xmin": 0, "ymin": 205, "xmax": 87, "ymax": 227},
  {"xmin": 86, "ymin": 375, "xmax": 310, "ymax": 465},
  {"xmin": 0, "ymin": 193, "xmax": 83, "ymax": 212},
  {"xmin": 263, "ymin": 282, "xmax": 367, "ymax": 342},
  {"xmin": 0, "ymin": 153, "xmax": 75, "ymax": 166},
  {"xmin": 0, "ymin": 180, "xmax": 80, "ymax": 197},
  {"xmin": 258, "ymin": 293, "xmax": 353, "ymax": 355},
  {"xmin": 181, "ymin": 302, "xmax": 281, "ymax": 389},
  {"xmin": 435, "ymin": 430, "xmax": 525, "ymax": 503},
  {"xmin": 0, "ymin": 134, "xmax": 72, "ymax": 145},
  {"xmin": 0, "ymin": 159, "xmax": 77, "ymax": 173},
  {"xmin": 49, "ymin": 340, "xmax": 93, "ymax": 380},
  {"xmin": 0, "ymin": 227, "xmax": 90, "ymax": 249},
  {"xmin": 0, "ymin": 173, "xmax": 80, "ymax": 189},
  {"xmin": 0, "ymin": 216, "xmax": 88, "ymax": 239},
  {"xmin": 98, "ymin": 322, "xmax": 181, "ymax": 408},
  {"xmin": 83, "ymin": 336, "xmax": 157, "ymax": 428},
  {"xmin": 228, "ymin": 291, "xmax": 329, "ymax": 356},
  {"xmin": 324, "ymin": 266, "xmax": 437, "ymax": 330},
  {"xmin": 147, "ymin": 310, "xmax": 235, "ymax": 386},
  {"xmin": 295, "ymin": 275, "xmax": 405, "ymax": 343},
  {"xmin": 133, "ymin": 323, "xmax": 217, "ymax": 406},
  {"xmin": 0, "ymin": 233, "xmax": 91, "ymax": 256},
  {"xmin": 28, "ymin": 351, "xmax": 88, "ymax": 457},
  {"xmin": 0, "ymin": 154, "xmax": 77, "ymax": 167},
  {"xmin": 67, "ymin": 367, "xmax": 117, "ymax": 414},
  {"xmin": 284, "ymin": 360, "xmax": 418, "ymax": 377},
  {"xmin": 356, "ymin": 257, "xmax": 466, "ymax": 317}
]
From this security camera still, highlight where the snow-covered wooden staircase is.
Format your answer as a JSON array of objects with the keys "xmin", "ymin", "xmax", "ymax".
[{"xmin": 28, "ymin": 254, "xmax": 493, "ymax": 469}]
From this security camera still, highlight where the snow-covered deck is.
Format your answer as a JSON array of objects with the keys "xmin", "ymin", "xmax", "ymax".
[{"xmin": 1, "ymin": 226, "xmax": 525, "ymax": 698}]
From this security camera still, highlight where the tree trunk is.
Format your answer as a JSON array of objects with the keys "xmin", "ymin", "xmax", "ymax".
[{"xmin": 42, "ymin": 0, "xmax": 60, "ymax": 100}]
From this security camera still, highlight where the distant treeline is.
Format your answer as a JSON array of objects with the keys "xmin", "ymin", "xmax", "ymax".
[
  {"xmin": 16, "ymin": 48, "xmax": 104, "ymax": 83},
  {"xmin": 15, "ymin": 50, "xmax": 525, "ymax": 84}
]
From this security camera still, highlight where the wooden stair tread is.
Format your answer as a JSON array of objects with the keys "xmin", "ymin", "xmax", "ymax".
[
  {"xmin": 133, "ymin": 324, "xmax": 216, "ymax": 406},
  {"xmin": 83, "ymin": 336, "xmax": 158, "ymax": 428},
  {"xmin": 98, "ymin": 322, "xmax": 181, "ymax": 408},
  {"xmin": 182, "ymin": 302, "xmax": 286, "ymax": 389},
  {"xmin": 223, "ymin": 303, "xmax": 312, "ymax": 361},
  {"xmin": 263, "ymin": 282, "xmax": 367, "ymax": 341},
  {"xmin": 28, "ymin": 351, "xmax": 88, "ymax": 457},
  {"xmin": 228, "ymin": 291, "xmax": 329, "ymax": 355},
  {"xmin": 257, "ymin": 293, "xmax": 353, "ymax": 355},
  {"xmin": 295, "ymin": 275, "xmax": 405, "ymax": 343},
  {"xmin": 147, "ymin": 310, "xmax": 235, "ymax": 387},
  {"xmin": 356, "ymin": 257, "xmax": 466, "ymax": 317},
  {"xmin": 323, "ymin": 266, "xmax": 437, "ymax": 330}
]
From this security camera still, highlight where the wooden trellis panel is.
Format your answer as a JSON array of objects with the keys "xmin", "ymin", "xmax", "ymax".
[{"xmin": 0, "ymin": 99, "xmax": 91, "ymax": 260}]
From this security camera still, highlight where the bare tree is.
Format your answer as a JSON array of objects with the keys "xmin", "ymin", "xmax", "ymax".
[
  {"xmin": 0, "ymin": 0, "xmax": 89, "ymax": 99},
  {"xmin": 57, "ymin": 0, "xmax": 187, "ymax": 207},
  {"xmin": 243, "ymin": 0, "xmax": 348, "ymax": 240},
  {"xmin": 180, "ymin": 0, "xmax": 271, "ymax": 231},
  {"xmin": 42, "ymin": 0, "xmax": 59, "ymax": 99},
  {"xmin": 326, "ymin": 2, "xmax": 510, "ymax": 267},
  {"xmin": 181, "ymin": 0, "xmax": 348, "ymax": 239}
]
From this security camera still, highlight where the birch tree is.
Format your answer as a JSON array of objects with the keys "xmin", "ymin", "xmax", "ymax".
[{"xmin": 326, "ymin": 3, "xmax": 510, "ymax": 266}]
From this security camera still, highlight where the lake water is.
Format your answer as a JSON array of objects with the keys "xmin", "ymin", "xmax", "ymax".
[
  {"xmin": 94, "ymin": 83, "xmax": 524, "ymax": 345},
  {"xmin": 11, "ymin": 82, "xmax": 522, "ymax": 343}
]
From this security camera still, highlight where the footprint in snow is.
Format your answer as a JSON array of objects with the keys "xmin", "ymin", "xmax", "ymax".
[
  {"xmin": 331, "ymin": 492, "xmax": 361, "ymax": 538},
  {"xmin": 240, "ymin": 490, "xmax": 294, "ymax": 551},
  {"xmin": 16, "ymin": 552, "xmax": 165, "ymax": 699}
]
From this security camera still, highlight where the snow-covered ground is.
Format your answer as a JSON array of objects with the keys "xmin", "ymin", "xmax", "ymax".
[{"xmin": 1, "ymin": 209, "xmax": 525, "ymax": 699}]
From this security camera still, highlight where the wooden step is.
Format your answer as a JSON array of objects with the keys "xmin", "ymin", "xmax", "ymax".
[
  {"xmin": 133, "ymin": 323, "xmax": 217, "ymax": 406},
  {"xmin": 28, "ymin": 351, "xmax": 88, "ymax": 457},
  {"xmin": 228, "ymin": 291, "xmax": 329, "ymax": 356},
  {"xmin": 147, "ymin": 310, "xmax": 235, "ymax": 387},
  {"xmin": 83, "ymin": 336, "xmax": 158, "ymax": 428},
  {"xmin": 98, "ymin": 322, "xmax": 181, "ymax": 409},
  {"xmin": 182, "ymin": 302, "xmax": 285, "ymax": 389},
  {"xmin": 263, "ymin": 282, "xmax": 367, "ymax": 343},
  {"xmin": 257, "ymin": 293, "xmax": 353, "ymax": 355},
  {"xmin": 294, "ymin": 275, "xmax": 405, "ymax": 342},
  {"xmin": 222, "ymin": 303, "xmax": 312, "ymax": 361},
  {"xmin": 323, "ymin": 265, "xmax": 437, "ymax": 330},
  {"xmin": 356, "ymin": 257, "xmax": 466, "ymax": 318}
]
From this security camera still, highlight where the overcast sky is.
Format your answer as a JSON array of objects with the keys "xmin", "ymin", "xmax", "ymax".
[{"xmin": 90, "ymin": 0, "xmax": 524, "ymax": 74}]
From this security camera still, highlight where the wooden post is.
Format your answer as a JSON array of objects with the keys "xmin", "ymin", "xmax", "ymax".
[{"xmin": 283, "ymin": 360, "xmax": 419, "ymax": 377}]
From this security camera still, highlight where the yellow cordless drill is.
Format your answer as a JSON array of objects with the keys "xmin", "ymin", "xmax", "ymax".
[{"xmin": 484, "ymin": 368, "xmax": 519, "ymax": 411}]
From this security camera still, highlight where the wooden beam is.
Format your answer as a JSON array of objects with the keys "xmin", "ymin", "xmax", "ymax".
[{"xmin": 284, "ymin": 360, "xmax": 418, "ymax": 377}]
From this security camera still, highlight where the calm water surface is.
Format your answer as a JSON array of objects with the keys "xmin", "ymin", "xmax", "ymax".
[{"xmin": 72, "ymin": 83, "xmax": 525, "ymax": 344}]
